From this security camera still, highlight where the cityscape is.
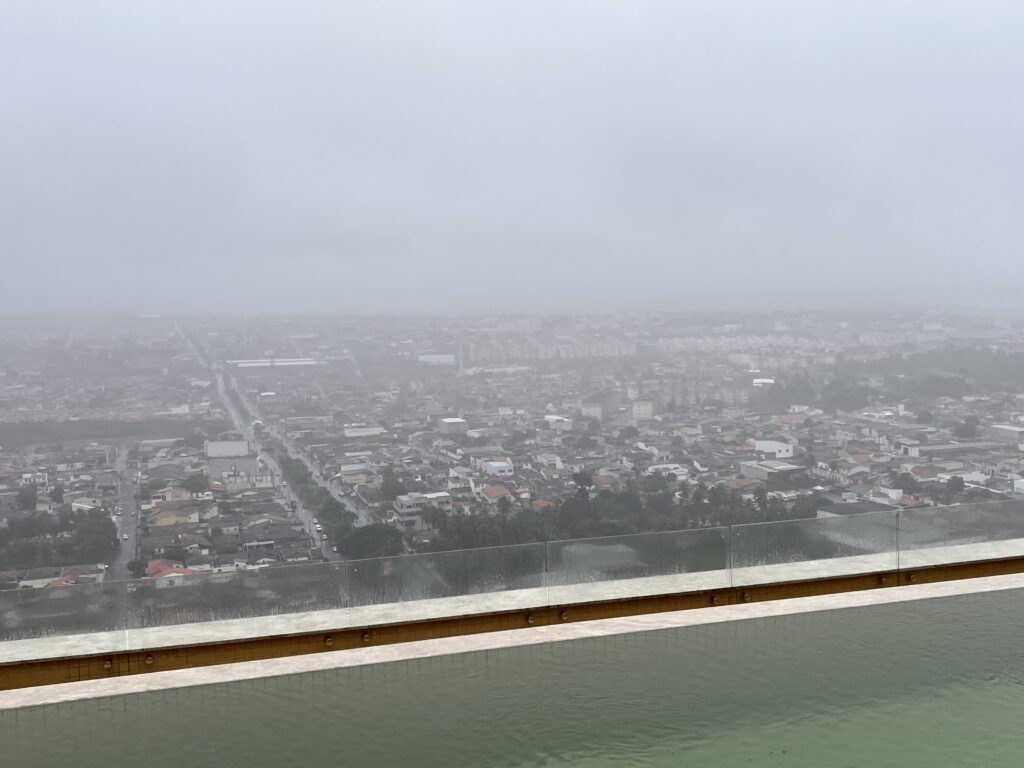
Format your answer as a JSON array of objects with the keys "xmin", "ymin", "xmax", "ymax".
[
  {"xmin": 6, "ymin": 0, "xmax": 1024, "ymax": 764},
  {"xmin": 3, "ymin": 309, "xmax": 1024, "ymax": 594}
]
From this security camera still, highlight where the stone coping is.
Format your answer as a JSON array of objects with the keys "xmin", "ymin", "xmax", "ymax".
[
  {"xmin": 3, "ymin": 569, "xmax": 1023, "ymax": 711},
  {"xmin": 2, "ymin": 539, "xmax": 1024, "ymax": 667}
]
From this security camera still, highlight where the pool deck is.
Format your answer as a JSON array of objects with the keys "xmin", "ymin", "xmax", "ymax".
[{"xmin": 3, "ymin": 568, "xmax": 1024, "ymax": 711}]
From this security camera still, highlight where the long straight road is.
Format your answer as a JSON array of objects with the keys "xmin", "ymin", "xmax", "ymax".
[
  {"xmin": 107, "ymin": 444, "xmax": 139, "ymax": 580},
  {"xmin": 227, "ymin": 377, "xmax": 370, "ymax": 527},
  {"xmin": 258, "ymin": 444, "xmax": 341, "ymax": 562},
  {"xmin": 182, "ymin": 324, "xmax": 368, "ymax": 549},
  {"xmin": 211, "ymin": 368, "xmax": 344, "ymax": 561}
]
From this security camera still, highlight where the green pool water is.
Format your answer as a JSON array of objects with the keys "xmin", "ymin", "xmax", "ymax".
[{"xmin": 4, "ymin": 587, "xmax": 1024, "ymax": 767}]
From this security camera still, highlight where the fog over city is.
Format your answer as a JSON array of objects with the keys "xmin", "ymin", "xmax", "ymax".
[
  {"xmin": 10, "ymin": 4, "xmax": 1024, "ymax": 757},
  {"xmin": 4, "ymin": 1, "xmax": 1023, "ymax": 314}
]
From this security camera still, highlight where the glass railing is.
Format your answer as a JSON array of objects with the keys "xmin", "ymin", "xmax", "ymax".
[
  {"xmin": 2, "ymin": 499, "xmax": 1024, "ymax": 650},
  {"xmin": 731, "ymin": 509, "xmax": 900, "ymax": 586}
]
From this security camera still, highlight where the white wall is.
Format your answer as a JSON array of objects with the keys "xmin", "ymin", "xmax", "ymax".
[{"xmin": 754, "ymin": 440, "xmax": 793, "ymax": 459}]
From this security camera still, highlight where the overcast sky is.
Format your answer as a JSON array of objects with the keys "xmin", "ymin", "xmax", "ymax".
[{"xmin": 3, "ymin": 1, "xmax": 1023, "ymax": 314}]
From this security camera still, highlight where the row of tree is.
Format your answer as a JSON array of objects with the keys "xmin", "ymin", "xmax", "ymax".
[
  {"xmin": 419, "ymin": 473, "xmax": 822, "ymax": 553},
  {"xmin": 262, "ymin": 441, "xmax": 402, "ymax": 560},
  {"xmin": 0, "ymin": 509, "xmax": 118, "ymax": 570}
]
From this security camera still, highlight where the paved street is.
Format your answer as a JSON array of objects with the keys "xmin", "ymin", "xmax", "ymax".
[
  {"xmin": 259, "ymin": 447, "xmax": 341, "ymax": 562},
  {"xmin": 182, "ymin": 321, "xmax": 370, "ymax": 561},
  {"xmin": 107, "ymin": 444, "xmax": 139, "ymax": 581},
  {"xmin": 213, "ymin": 368, "xmax": 346, "ymax": 561},
  {"xmin": 230, "ymin": 382, "xmax": 369, "ymax": 527}
]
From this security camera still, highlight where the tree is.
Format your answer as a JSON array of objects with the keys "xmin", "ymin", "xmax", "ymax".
[
  {"xmin": 339, "ymin": 524, "xmax": 404, "ymax": 560},
  {"xmin": 210, "ymin": 526, "xmax": 224, "ymax": 538},
  {"xmin": 380, "ymin": 467, "xmax": 407, "ymax": 501},
  {"xmin": 944, "ymin": 475, "xmax": 966, "ymax": 503},
  {"xmin": 497, "ymin": 496, "xmax": 513, "ymax": 516},
  {"xmin": 127, "ymin": 559, "xmax": 147, "ymax": 578},
  {"xmin": 50, "ymin": 484, "xmax": 65, "ymax": 503},
  {"xmin": 16, "ymin": 484, "xmax": 37, "ymax": 511},
  {"xmin": 419, "ymin": 504, "xmax": 445, "ymax": 530},
  {"xmin": 753, "ymin": 486, "xmax": 770, "ymax": 516},
  {"xmin": 183, "ymin": 474, "xmax": 210, "ymax": 493},
  {"xmin": 619, "ymin": 426, "xmax": 640, "ymax": 441},
  {"xmin": 571, "ymin": 470, "xmax": 594, "ymax": 498},
  {"xmin": 320, "ymin": 497, "xmax": 355, "ymax": 527},
  {"xmin": 163, "ymin": 545, "xmax": 187, "ymax": 564},
  {"xmin": 953, "ymin": 416, "xmax": 980, "ymax": 439},
  {"xmin": 641, "ymin": 473, "xmax": 668, "ymax": 494},
  {"xmin": 893, "ymin": 472, "xmax": 919, "ymax": 495},
  {"xmin": 791, "ymin": 495, "xmax": 823, "ymax": 519}
]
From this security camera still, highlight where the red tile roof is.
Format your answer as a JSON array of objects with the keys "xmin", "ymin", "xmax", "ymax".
[{"xmin": 482, "ymin": 485, "xmax": 512, "ymax": 498}]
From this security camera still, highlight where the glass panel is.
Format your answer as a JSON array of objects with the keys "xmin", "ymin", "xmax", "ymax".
[
  {"xmin": 899, "ymin": 499, "xmax": 1024, "ymax": 568},
  {"xmin": 346, "ymin": 543, "xmax": 546, "ymax": 623},
  {"xmin": 0, "ymin": 580, "xmax": 125, "ymax": 641},
  {"xmin": 462, "ymin": 544, "xmax": 546, "ymax": 596},
  {"xmin": 256, "ymin": 560, "xmax": 348, "ymax": 615},
  {"xmin": 731, "ymin": 511, "xmax": 899, "ymax": 587},
  {"xmin": 126, "ymin": 570, "xmax": 241, "ymax": 628},
  {"xmin": 123, "ymin": 561, "xmax": 349, "ymax": 629},
  {"xmin": 545, "ymin": 528, "xmax": 730, "ymax": 602},
  {"xmin": 19, "ymin": 502, "xmax": 1024, "ymax": 645}
]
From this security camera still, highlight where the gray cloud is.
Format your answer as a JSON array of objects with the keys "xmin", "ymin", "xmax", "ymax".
[{"xmin": 3, "ymin": 1, "xmax": 1023, "ymax": 313}]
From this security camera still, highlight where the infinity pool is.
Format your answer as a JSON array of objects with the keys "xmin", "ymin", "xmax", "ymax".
[{"xmin": 4, "ymin": 586, "xmax": 1024, "ymax": 767}]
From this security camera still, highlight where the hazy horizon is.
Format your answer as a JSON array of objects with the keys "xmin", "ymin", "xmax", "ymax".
[{"xmin": 4, "ymin": 1, "xmax": 1023, "ymax": 314}]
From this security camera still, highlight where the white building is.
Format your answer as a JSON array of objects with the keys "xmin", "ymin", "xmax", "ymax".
[
  {"xmin": 753, "ymin": 440, "xmax": 794, "ymax": 459},
  {"xmin": 988, "ymin": 425, "xmax": 1024, "ymax": 449},
  {"xmin": 343, "ymin": 424, "xmax": 388, "ymax": 438},
  {"xmin": 206, "ymin": 440, "xmax": 260, "ymax": 487},
  {"xmin": 644, "ymin": 463, "xmax": 686, "ymax": 478},
  {"xmin": 392, "ymin": 491, "xmax": 453, "ymax": 531},
  {"xmin": 417, "ymin": 354, "xmax": 456, "ymax": 366},
  {"xmin": 631, "ymin": 400, "xmax": 654, "ymax": 421},
  {"xmin": 206, "ymin": 440, "xmax": 251, "ymax": 458},
  {"xmin": 543, "ymin": 415, "xmax": 574, "ymax": 433},
  {"xmin": 534, "ymin": 453, "xmax": 565, "ymax": 470},
  {"xmin": 483, "ymin": 459, "xmax": 514, "ymax": 477},
  {"xmin": 438, "ymin": 417, "xmax": 469, "ymax": 435}
]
